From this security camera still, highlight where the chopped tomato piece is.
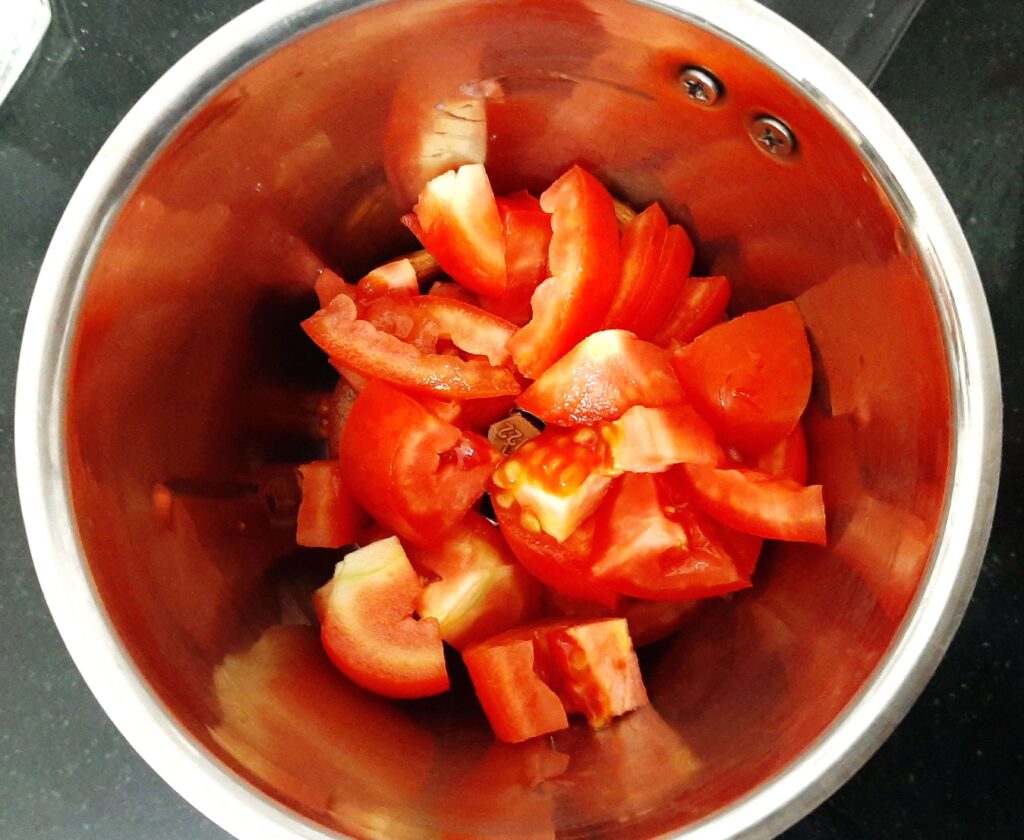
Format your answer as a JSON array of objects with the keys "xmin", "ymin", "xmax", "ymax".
[
  {"xmin": 601, "ymin": 404, "xmax": 723, "ymax": 474},
  {"xmin": 296, "ymin": 461, "xmax": 366, "ymax": 548},
  {"xmin": 492, "ymin": 427, "xmax": 612, "ymax": 543},
  {"xmin": 517, "ymin": 330, "xmax": 684, "ymax": 426},
  {"xmin": 405, "ymin": 164, "xmax": 507, "ymax": 296},
  {"xmin": 671, "ymin": 301, "xmax": 812, "ymax": 454},
  {"xmin": 302, "ymin": 294, "xmax": 520, "ymax": 400},
  {"xmin": 755, "ymin": 421, "xmax": 809, "ymax": 484},
  {"xmin": 407, "ymin": 512, "xmax": 541, "ymax": 650},
  {"xmin": 356, "ymin": 258, "xmax": 419, "ymax": 301},
  {"xmin": 603, "ymin": 204, "xmax": 668, "ymax": 331},
  {"xmin": 340, "ymin": 380, "xmax": 501, "ymax": 546},
  {"xmin": 679, "ymin": 463, "xmax": 826, "ymax": 545},
  {"xmin": 508, "ymin": 166, "xmax": 620, "ymax": 378},
  {"xmin": 314, "ymin": 268, "xmax": 354, "ymax": 308},
  {"xmin": 315, "ymin": 536, "xmax": 449, "ymax": 698},
  {"xmin": 630, "ymin": 225, "xmax": 696, "ymax": 340},
  {"xmin": 428, "ymin": 280, "xmax": 479, "ymax": 305},
  {"xmin": 652, "ymin": 275, "xmax": 731, "ymax": 347},
  {"xmin": 591, "ymin": 474, "xmax": 752, "ymax": 601},
  {"xmin": 463, "ymin": 618, "xmax": 647, "ymax": 742},
  {"xmin": 482, "ymin": 192, "xmax": 552, "ymax": 326},
  {"xmin": 543, "ymin": 590, "xmax": 703, "ymax": 647}
]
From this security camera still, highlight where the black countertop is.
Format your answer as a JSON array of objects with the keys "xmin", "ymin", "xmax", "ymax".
[{"xmin": 1, "ymin": 0, "xmax": 1020, "ymax": 837}]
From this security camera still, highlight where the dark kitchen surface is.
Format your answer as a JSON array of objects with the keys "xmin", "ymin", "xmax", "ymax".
[{"xmin": 0, "ymin": 0, "xmax": 1019, "ymax": 837}]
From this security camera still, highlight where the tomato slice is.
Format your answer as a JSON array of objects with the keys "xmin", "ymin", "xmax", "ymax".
[
  {"xmin": 295, "ymin": 461, "xmax": 366, "ymax": 548},
  {"xmin": 651, "ymin": 275, "xmax": 731, "ymax": 347},
  {"xmin": 356, "ymin": 258, "xmax": 419, "ymax": 301},
  {"xmin": 492, "ymin": 426, "xmax": 613, "ymax": 543},
  {"xmin": 591, "ymin": 473, "xmax": 752, "ymax": 601},
  {"xmin": 315, "ymin": 536, "xmax": 449, "ymax": 698},
  {"xmin": 428, "ymin": 280, "xmax": 480, "ymax": 306},
  {"xmin": 517, "ymin": 330, "xmax": 684, "ymax": 426},
  {"xmin": 302, "ymin": 293, "xmax": 520, "ymax": 400},
  {"xmin": 508, "ymin": 166, "xmax": 620, "ymax": 378},
  {"xmin": 679, "ymin": 463, "xmax": 826, "ymax": 545},
  {"xmin": 602, "ymin": 404, "xmax": 723, "ymax": 474},
  {"xmin": 362, "ymin": 294, "xmax": 517, "ymax": 367},
  {"xmin": 407, "ymin": 511, "xmax": 541, "ymax": 650},
  {"xmin": 544, "ymin": 589, "xmax": 703, "ymax": 648},
  {"xmin": 755, "ymin": 420, "xmax": 809, "ymax": 484},
  {"xmin": 404, "ymin": 164, "xmax": 507, "ymax": 296},
  {"xmin": 481, "ymin": 192, "xmax": 552, "ymax": 327},
  {"xmin": 670, "ymin": 301, "xmax": 812, "ymax": 454},
  {"xmin": 603, "ymin": 204, "xmax": 668, "ymax": 331},
  {"xmin": 463, "ymin": 618, "xmax": 647, "ymax": 742},
  {"xmin": 630, "ymin": 225, "xmax": 696, "ymax": 340},
  {"xmin": 314, "ymin": 268, "xmax": 355, "ymax": 308},
  {"xmin": 340, "ymin": 380, "xmax": 501, "ymax": 546}
]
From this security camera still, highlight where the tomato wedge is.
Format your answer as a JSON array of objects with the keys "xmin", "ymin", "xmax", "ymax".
[
  {"xmin": 517, "ymin": 330, "xmax": 684, "ymax": 426},
  {"xmin": 405, "ymin": 164, "xmax": 507, "ymax": 296},
  {"xmin": 340, "ymin": 380, "xmax": 501, "ymax": 546},
  {"xmin": 679, "ymin": 463, "xmax": 826, "ymax": 545},
  {"xmin": 356, "ymin": 258, "xmax": 419, "ymax": 301},
  {"xmin": 316, "ymin": 536, "xmax": 449, "ymax": 698},
  {"xmin": 314, "ymin": 268, "xmax": 354, "ymax": 308},
  {"xmin": 302, "ymin": 293, "xmax": 520, "ymax": 400},
  {"xmin": 508, "ymin": 166, "xmax": 620, "ymax": 378},
  {"xmin": 603, "ymin": 204, "xmax": 668, "ymax": 331},
  {"xmin": 463, "ymin": 618, "xmax": 647, "ymax": 742},
  {"xmin": 630, "ymin": 226, "xmax": 696, "ymax": 340},
  {"xmin": 481, "ymin": 192, "xmax": 552, "ymax": 326},
  {"xmin": 671, "ymin": 301, "xmax": 812, "ymax": 454},
  {"xmin": 296, "ymin": 461, "xmax": 366, "ymax": 548},
  {"xmin": 755, "ymin": 421, "xmax": 809, "ymax": 485},
  {"xmin": 362, "ymin": 295, "xmax": 517, "ymax": 367},
  {"xmin": 651, "ymin": 275, "xmax": 731, "ymax": 347},
  {"xmin": 602, "ymin": 404, "xmax": 723, "ymax": 474},
  {"xmin": 407, "ymin": 512, "xmax": 541, "ymax": 650}
]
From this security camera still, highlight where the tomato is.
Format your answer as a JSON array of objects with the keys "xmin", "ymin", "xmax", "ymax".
[
  {"xmin": 362, "ymin": 295, "xmax": 517, "ymax": 366},
  {"xmin": 314, "ymin": 268, "xmax": 354, "ymax": 308},
  {"xmin": 428, "ymin": 280, "xmax": 479, "ymax": 305},
  {"xmin": 630, "ymin": 225, "xmax": 696, "ymax": 340},
  {"xmin": 356, "ymin": 258, "xmax": 419, "ymax": 301},
  {"xmin": 602, "ymin": 404, "xmax": 723, "ymax": 474},
  {"xmin": 678, "ymin": 463, "xmax": 826, "ymax": 545},
  {"xmin": 295, "ymin": 461, "xmax": 366, "ymax": 548},
  {"xmin": 508, "ymin": 166, "xmax": 620, "ymax": 378},
  {"xmin": 591, "ymin": 473, "xmax": 752, "ymax": 601},
  {"xmin": 517, "ymin": 330, "xmax": 684, "ymax": 426},
  {"xmin": 404, "ymin": 164, "xmax": 507, "ymax": 296},
  {"xmin": 318, "ymin": 379, "xmax": 359, "ymax": 457},
  {"xmin": 492, "ymin": 426, "xmax": 613, "ymax": 543},
  {"xmin": 652, "ymin": 275, "xmax": 731, "ymax": 347},
  {"xmin": 463, "ymin": 618, "xmax": 647, "ymax": 742},
  {"xmin": 407, "ymin": 512, "xmax": 541, "ymax": 650},
  {"xmin": 670, "ymin": 301, "xmax": 812, "ymax": 454},
  {"xmin": 315, "ymin": 536, "xmax": 448, "ymax": 698},
  {"xmin": 481, "ymin": 192, "xmax": 552, "ymax": 326},
  {"xmin": 755, "ymin": 420, "xmax": 809, "ymax": 484},
  {"xmin": 603, "ymin": 204, "xmax": 668, "ymax": 331},
  {"xmin": 340, "ymin": 380, "xmax": 502, "ymax": 547},
  {"xmin": 302, "ymin": 293, "xmax": 520, "ymax": 400},
  {"xmin": 543, "ymin": 589, "xmax": 703, "ymax": 647}
]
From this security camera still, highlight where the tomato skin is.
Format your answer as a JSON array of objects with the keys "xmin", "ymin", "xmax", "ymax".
[
  {"xmin": 296, "ymin": 461, "xmax": 367, "ymax": 548},
  {"xmin": 652, "ymin": 275, "xmax": 731, "ymax": 347},
  {"xmin": 670, "ymin": 301, "xmax": 812, "ymax": 454},
  {"xmin": 755, "ymin": 421, "xmax": 809, "ymax": 484},
  {"xmin": 356, "ymin": 258, "xmax": 419, "ymax": 302},
  {"xmin": 517, "ymin": 330, "xmax": 684, "ymax": 426},
  {"xmin": 603, "ymin": 204, "xmax": 668, "ymax": 331},
  {"xmin": 302, "ymin": 293, "xmax": 520, "ymax": 400},
  {"xmin": 405, "ymin": 164, "xmax": 507, "ymax": 296},
  {"xmin": 407, "ymin": 512, "xmax": 541, "ymax": 650},
  {"xmin": 679, "ymin": 463, "xmax": 827, "ymax": 545},
  {"xmin": 316, "ymin": 537, "xmax": 449, "ymax": 698},
  {"xmin": 508, "ymin": 166, "xmax": 621, "ymax": 378},
  {"xmin": 630, "ymin": 225, "xmax": 696, "ymax": 340},
  {"xmin": 340, "ymin": 380, "xmax": 501, "ymax": 547},
  {"xmin": 482, "ymin": 192, "xmax": 552, "ymax": 326},
  {"xmin": 602, "ymin": 404, "xmax": 723, "ymax": 474}
]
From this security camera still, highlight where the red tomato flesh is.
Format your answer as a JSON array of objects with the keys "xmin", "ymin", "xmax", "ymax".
[
  {"xmin": 508, "ymin": 166, "xmax": 621, "ymax": 378},
  {"xmin": 314, "ymin": 268, "xmax": 354, "ymax": 308},
  {"xmin": 316, "ymin": 536, "xmax": 449, "ymax": 698},
  {"xmin": 340, "ymin": 380, "xmax": 501, "ymax": 547},
  {"xmin": 630, "ymin": 225, "xmax": 696, "ymax": 340},
  {"xmin": 603, "ymin": 204, "xmax": 668, "ymax": 331},
  {"xmin": 356, "ymin": 258, "xmax": 419, "ymax": 301},
  {"xmin": 652, "ymin": 275, "xmax": 731, "ymax": 347},
  {"xmin": 482, "ymin": 192, "xmax": 552, "ymax": 326},
  {"xmin": 405, "ymin": 164, "xmax": 507, "ymax": 296},
  {"xmin": 755, "ymin": 420, "xmax": 810, "ymax": 485},
  {"xmin": 671, "ymin": 301, "xmax": 812, "ymax": 454},
  {"xmin": 517, "ymin": 330, "xmax": 684, "ymax": 426},
  {"xmin": 296, "ymin": 461, "xmax": 366, "ymax": 548},
  {"xmin": 602, "ymin": 404, "xmax": 723, "ymax": 474}
]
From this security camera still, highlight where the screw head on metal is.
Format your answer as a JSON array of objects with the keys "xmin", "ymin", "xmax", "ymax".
[
  {"xmin": 679, "ymin": 67, "xmax": 722, "ymax": 106},
  {"xmin": 751, "ymin": 116, "xmax": 796, "ymax": 156}
]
